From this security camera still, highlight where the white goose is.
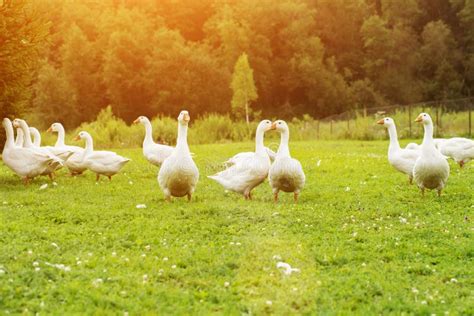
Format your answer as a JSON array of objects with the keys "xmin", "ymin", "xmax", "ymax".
[
  {"xmin": 29, "ymin": 127, "xmax": 41, "ymax": 147},
  {"xmin": 13, "ymin": 119, "xmax": 63, "ymax": 180},
  {"xmin": 2, "ymin": 118, "xmax": 60, "ymax": 184},
  {"xmin": 377, "ymin": 117, "xmax": 420, "ymax": 184},
  {"xmin": 413, "ymin": 113, "xmax": 450, "ymax": 196},
  {"xmin": 74, "ymin": 131, "xmax": 130, "ymax": 181},
  {"xmin": 268, "ymin": 120, "xmax": 305, "ymax": 202},
  {"xmin": 48, "ymin": 122, "xmax": 86, "ymax": 175},
  {"xmin": 133, "ymin": 116, "xmax": 174, "ymax": 166},
  {"xmin": 208, "ymin": 120, "xmax": 273, "ymax": 199},
  {"xmin": 435, "ymin": 137, "xmax": 474, "ymax": 168},
  {"xmin": 158, "ymin": 110, "xmax": 199, "ymax": 201}
]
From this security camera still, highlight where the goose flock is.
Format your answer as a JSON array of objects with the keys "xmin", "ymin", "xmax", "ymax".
[
  {"xmin": 2, "ymin": 111, "xmax": 473, "ymax": 200},
  {"xmin": 378, "ymin": 113, "xmax": 473, "ymax": 196}
]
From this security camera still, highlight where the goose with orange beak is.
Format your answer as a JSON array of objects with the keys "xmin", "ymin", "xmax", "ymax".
[
  {"xmin": 208, "ymin": 120, "xmax": 273, "ymax": 200},
  {"xmin": 158, "ymin": 110, "xmax": 199, "ymax": 201},
  {"xmin": 268, "ymin": 120, "xmax": 305, "ymax": 202},
  {"xmin": 412, "ymin": 113, "xmax": 449, "ymax": 196},
  {"xmin": 377, "ymin": 117, "xmax": 420, "ymax": 184},
  {"xmin": 133, "ymin": 116, "xmax": 173, "ymax": 167},
  {"xmin": 74, "ymin": 131, "xmax": 130, "ymax": 181}
]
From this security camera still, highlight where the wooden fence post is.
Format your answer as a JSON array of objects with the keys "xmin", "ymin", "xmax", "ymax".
[
  {"xmin": 408, "ymin": 104, "xmax": 412, "ymax": 138},
  {"xmin": 330, "ymin": 120, "xmax": 333, "ymax": 137}
]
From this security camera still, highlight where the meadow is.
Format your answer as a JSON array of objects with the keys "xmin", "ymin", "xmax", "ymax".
[{"xmin": 0, "ymin": 140, "xmax": 472, "ymax": 314}]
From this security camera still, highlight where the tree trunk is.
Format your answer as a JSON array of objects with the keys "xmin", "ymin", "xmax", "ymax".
[{"xmin": 245, "ymin": 101, "xmax": 249, "ymax": 126}]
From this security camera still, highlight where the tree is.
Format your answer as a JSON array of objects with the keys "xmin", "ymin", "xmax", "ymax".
[
  {"xmin": 0, "ymin": 0, "xmax": 49, "ymax": 145},
  {"xmin": 231, "ymin": 53, "xmax": 257, "ymax": 125}
]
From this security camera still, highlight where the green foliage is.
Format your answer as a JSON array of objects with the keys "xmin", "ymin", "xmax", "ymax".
[{"xmin": 1, "ymin": 141, "xmax": 472, "ymax": 314}]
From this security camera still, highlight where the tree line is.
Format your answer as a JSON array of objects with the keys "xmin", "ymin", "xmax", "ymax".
[{"xmin": 1, "ymin": 0, "xmax": 473, "ymax": 135}]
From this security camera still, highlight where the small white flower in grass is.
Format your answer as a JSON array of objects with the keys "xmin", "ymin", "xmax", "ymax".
[
  {"xmin": 33, "ymin": 261, "xmax": 39, "ymax": 267},
  {"xmin": 450, "ymin": 278, "xmax": 458, "ymax": 283},
  {"xmin": 266, "ymin": 300, "xmax": 272, "ymax": 306},
  {"xmin": 129, "ymin": 181, "xmax": 133, "ymax": 185},
  {"xmin": 124, "ymin": 257, "xmax": 129, "ymax": 262},
  {"xmin": 124, "ymin": 312, "xmax": 129, "ymax": 316},
  {"xmin": 276, "ymin": 262, "xmax": 300, "ymax": 275},
  {"xmin": 112, "ymin": 252, "xmax": 117, "ymax": 257},
  {"xmin": 399, "ymin": 217, "xmax": 408, "ymax": 224},
  {"xmin": 142, "ymin": 274, "xmax": 148, "ymax": 283},
  {"xmin": 345, "ymin": 187, "xmax": 351, "ymax": 192},
  {"xmin": 0, "ymin": 269, "xmax": 5, "ymax": 275},
  {"xmin": 171, "ymin": 265, "xmax": 176, "ymax": 269},
  {"xmin": 412, "ymin": 288, "xmax": 419, "ymax": 294},
  {"xmin": 163, "ymin": 257, "xmax": 168, "ymax": 261},
  {"xmin": 87, "ymin": 252, "xmax": 93, "ymax": 257},
  {"xmin": 120, "ymin": 291, "xmax": 127, "ymax": 297},
  {"xmin": 292, "ymin": 287, "xmax": 298, "ymax": 292},
  {"xmin": 145, "ymin": 245, "xmax": 151, "ymax": 251},
  {"xmin": 35, "ymin": 267, "xmax": 41, "ymax": 272},
  {"xmin": 92, "ymin": 278, "xmax": 103, "ymax": 287},
  {"xmin": 39, "ymin": 184, "xmax": 48, "ymax": 190},
  {"xmin": 236, "ymin": 242, "xmax": 241, "ymax": 246},
  {"xmin": 2, "ymin": 201, "xmax": 7, "ymax": 205},
  {"xmin": 224, "ymin": 281, "xmax": 230, "ymax": 287},
  {"xmin": 76, "ymin": 261, "xmax": 82, "ymax": 265},
  {"xmin": 52, "ymin": 182, "xmax": 58, "ymax": 186},
  {"xmin": 141, "ymin": 254, "xmax": 146, "ymax": 258},
  {"xmin": 272, "ymin": 255, "xmax": 282, "ymax": 261},
  {"xmin": 421, "ymin": 300, "xmax": 427, "ymax": 305},
  {"xmin": 51, "ymin": 242, "xmax": 60, "ymax": 249},
  {"xmin": 27, "ymin": 250, "xmax": 33, "ymax": 255},
  {"xmin": 316, "ymin": 159, "xmax": 321, "ymax": 167},
  {"xmin": 352, "ymin": 232, "xmax": 358, "ymax": 237},
  {"xmin": 361, "ymin": 263, "xmax": 366, "ymax": 267},
  {"xmin": 136, "ymin": 204, "xmax": 147, "ymax": 209}
]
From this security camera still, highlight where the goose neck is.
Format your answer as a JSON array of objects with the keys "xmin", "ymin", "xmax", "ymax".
[
  {"xmin": 56, "ymin": 125, "xmax": 66, "ymax": 147},
  {"xmin": 143, "ymin": 120, "xmax": 154, "ymax": 145},
  {"xmin": 15, "ymin": 128, "xmax": 23, "ymax": 147},
  {"xmin": 20, "ymin": 122, "xmax": 34, "ymax": 148},
  {"xmin": 3, "ymin": 120, "xmax": 15, "ymax": 148},
  {"xmin": 277, "ymin": 129, "xmax": 291, "ymax": 157},
  {"xmin": 83, "ymin": 135, "xmax": 94, "ymax": 157},
  {"xmin": 176, "ymin": 123, "xmax": 189, "ymax": 152},
  {"xmin": 387, "ymin": 124, "xmax": 400, "ymax": 152},
  {"xmin": 255, "ymin": 128, "xmax": 266, "ymax": 154},
  {"xmin": 421, "ymin": 122, "xmax": 435, "ymax": 152}
]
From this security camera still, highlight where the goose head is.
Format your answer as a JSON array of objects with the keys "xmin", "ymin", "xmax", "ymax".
[
  {"xmin": 415, "ymin": 113, "xmax": 432, "ymax": 125},
  {"xmin": 133, "ymin": 116, "xmax": 149, "ymax": 125},
  {"xmin": 271, "ymin": 120, "xmax": 289, "ymax": 133},
  {"xmin": 73, "ymin": 131, "xmax": 90, "ymax": 141},
  {"xmin": 12, "ymin": 118, "xmax": 23, "ymax": 128},
  {"xmin": 178, "ymin": 110, "xmax": 190, "ymax": 126},
  {"xmin": 2, "ymin": 118, "xmax": 12, "ymax": 129},
  {"xmin": 257, "ymin": 120, "xmax": 273, "ymax": 132},
  {"xmin": 48, "ymin": 122, "xmax": 62, "ymax": 133},
  {"xmin": 376, "ymin": 117, "xmax": 395, "ymax": 127}
]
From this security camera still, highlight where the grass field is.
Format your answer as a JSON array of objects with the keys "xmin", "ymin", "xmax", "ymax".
[{"xmin": 0, "ymin": 140, "xmax": 473, "ymax": 314}]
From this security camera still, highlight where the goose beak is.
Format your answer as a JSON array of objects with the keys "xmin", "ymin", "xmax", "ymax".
[
  {"xmin": 415, "ymin": 115, "xmax": 423, "ymax": 123},
  {"xmin": 183, "ymin": 114, "xmax": 190, "ymax": 122},
  {"xmin": 376, "ymin": 119, "xmax": 384, "ymax": 125},
  {"xmin": 133, "ymin": 118, "xmax": 140, "ymax": 124},
  {"xmin": 270, "ymin": 122, "xmax": 277, "ymax": 130},
  {"xmin": 73, "ymin": 135, "xmax": 81, "ymax": 141},
  {"xmin": 47, "ymin": 127, "xmax": 52, "ymax": 132}
]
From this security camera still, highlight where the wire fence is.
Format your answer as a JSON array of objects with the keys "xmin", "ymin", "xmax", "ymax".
[{"xmin": 310, "ymin": 97, "xmax": 473, "ymax": 140}]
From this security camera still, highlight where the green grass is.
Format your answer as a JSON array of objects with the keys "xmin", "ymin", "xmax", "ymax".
[{"xmin": 0, "ymin": 140, "xmax": 472, "ymax": 314}]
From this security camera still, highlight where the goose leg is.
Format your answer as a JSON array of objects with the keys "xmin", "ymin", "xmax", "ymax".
[
  {"xmin": 437, "ymin": 189, "xmax": 442, "ymax": 197},
  {"xmin": 420, "ymin": 188, "xmax": 425, "ymax": 197},
  {"xmin": 187, "ymin": 193, "xmax": 192, "ymax": 202},
  {"xmin": 48, "ymin": 173, "xmax": 55, "ymax": 181},
  {"xmin": 107, "ymin": 175, "xmax": 112, "ymax": 181},
  {"xmin": 409, "ymin": 175, "xmax": 413, "ymax": 185},
  {"xmin": 294, "ymin": 192, "xmax": 299, "ymax": 203},
  {"xmin": 96, "ymin": 174, "xmax": 100, "ymax": 182},
  {"xmin": 273, "ymin": 190, "xmax": 279, "ymax": 202},
  {"xmin": 23, "ymin": 177, "xmax": 30, "ymax": 186},
  {"xmin": 459, "ymin": 161, "xmax": 464, "ymax": 168}
]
